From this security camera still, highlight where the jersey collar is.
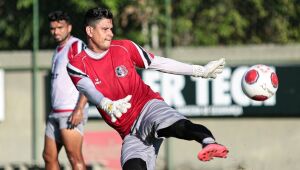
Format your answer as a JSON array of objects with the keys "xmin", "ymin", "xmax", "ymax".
[{"xmin": 85, "ymin": 48, "xmax": 108, "ymax": 60}]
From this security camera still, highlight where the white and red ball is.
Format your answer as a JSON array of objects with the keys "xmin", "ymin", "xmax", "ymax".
[{"xmin": 241, "ymin": 64, "xmax": 279, "ymax": 101}]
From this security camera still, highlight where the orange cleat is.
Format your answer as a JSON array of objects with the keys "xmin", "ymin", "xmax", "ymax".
[{"xmin": 198, "ymin": 143, "xmax": 229, "ymax": 161}]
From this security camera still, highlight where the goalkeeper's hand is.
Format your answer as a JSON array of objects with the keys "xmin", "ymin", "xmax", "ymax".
[
  {"xmin": 192, "ymin": 58, "xmax": 225, "ymax": 79},
  {"xmin": 99, "ymin": 95, "xmax": 132, "ymax": 123}
]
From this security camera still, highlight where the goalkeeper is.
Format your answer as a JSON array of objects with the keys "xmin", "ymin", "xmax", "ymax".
[{"xmin": 67, "ymin": 7, "xmax": 228, "ymax": 170}]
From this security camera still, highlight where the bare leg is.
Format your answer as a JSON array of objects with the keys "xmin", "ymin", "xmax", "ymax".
[
  {"xmin": 43, "ymin": 135, "xmax": 62, "ymax": 170},
  {"xmin": 61, "ymin": 129, "xmax": 86, "ymax": 170}
]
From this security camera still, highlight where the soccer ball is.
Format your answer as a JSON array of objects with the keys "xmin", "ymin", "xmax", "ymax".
[{"xmin": 241, "ymin": 64, "xmax": 279, "ymax": 101}]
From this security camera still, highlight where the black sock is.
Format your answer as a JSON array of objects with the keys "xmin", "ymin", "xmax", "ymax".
[
  {"xmin": 157, "ymin": 119, "xmax": 215, "ymax": 144},
  {"xmin": 123, "ymin": 158, "xmax": 147, "ymax": 170}
]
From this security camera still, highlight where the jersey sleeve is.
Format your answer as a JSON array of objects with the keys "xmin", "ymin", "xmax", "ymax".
[
  {"xmin": 148, "ymin": 55, "xmax": 194, "ymax": 75},
  {"xmin": 125, "ymin": 40, "xmax": 155, "ymax": 69},
  {"xmin": 67, "ymin": 61, "xmax": 105, "ymax": 106},
  {"xmin": 68, "ymin": 40, "xmax": 86, "ymax": 60},
  {"xmin": 67, "ymin": 58, "xmax": 88, "ymax": 86}
]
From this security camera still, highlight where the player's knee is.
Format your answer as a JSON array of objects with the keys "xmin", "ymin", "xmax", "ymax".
[
  {"xmin": 123, "ymin": 158, "xmax": 147, "ymax": 170},
  {"xmin": 42, "ymin": 150, "xmax": 57, "ymax": 163},
  {"xmin": 66, "ymin": 151, "xmax": 83, "ymax": 163}
]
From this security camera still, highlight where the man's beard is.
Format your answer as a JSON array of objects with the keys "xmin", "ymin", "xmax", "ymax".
[{"xmin": 56, "ymin": 34, "xmax": 70, "ymax": 44}]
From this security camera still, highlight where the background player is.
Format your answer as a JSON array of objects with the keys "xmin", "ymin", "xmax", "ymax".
[
  {"xmin": 67, "ymin": 7, "xmax": 228, "ymax": 170},
  {"xmin": 43, "ymin": 10, "xmax": 89, "ymax": 170}
]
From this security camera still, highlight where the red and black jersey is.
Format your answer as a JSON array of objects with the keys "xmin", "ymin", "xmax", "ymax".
[{"xmin": 68, "ymin": 40, "xmax": 163, "ymax": 138}]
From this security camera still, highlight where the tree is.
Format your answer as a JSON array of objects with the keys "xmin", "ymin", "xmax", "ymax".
[{"xmin": 0, "ymin": 0, "xmax": 300, "ymax": 50}]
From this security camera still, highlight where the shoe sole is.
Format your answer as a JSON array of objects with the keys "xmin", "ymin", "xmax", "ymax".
[{"xmin": 198, "ymin": 144, "xmax": 229, "ymax": 161}]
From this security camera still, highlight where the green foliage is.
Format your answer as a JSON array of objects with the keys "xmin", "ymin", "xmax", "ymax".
[
  {"xmin": 0, "ymin": 0, "xmax": 300, "ymax": 50},
  {"xmin": 16, "ymin": 0, "xmax": 32, "ymax": 9}
]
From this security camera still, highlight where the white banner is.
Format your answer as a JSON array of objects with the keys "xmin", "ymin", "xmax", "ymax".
[{"xmin": 0, "ymin": 69, "xmax": 4, "ymax": 121}]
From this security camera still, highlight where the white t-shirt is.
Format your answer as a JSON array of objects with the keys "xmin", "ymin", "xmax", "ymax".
[{"xmin": 50, "ymin": 36, "xmax": 87, "ymax": 113}]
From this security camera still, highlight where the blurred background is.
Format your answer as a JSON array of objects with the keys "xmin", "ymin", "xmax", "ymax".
[{"xmin": 0, "ymin": 0, "xmax": 300, "ymax": 170}]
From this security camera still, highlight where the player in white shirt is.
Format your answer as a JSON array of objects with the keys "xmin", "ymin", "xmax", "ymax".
[{"xmin": 43, "ymin": 11, "xmax": 88, "ymax": 170}]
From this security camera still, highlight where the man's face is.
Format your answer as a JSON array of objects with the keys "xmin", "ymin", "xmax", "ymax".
[
  {"xmin": 86, "ymin": 18, "xmax": 114, "ymax": 53},
  {"xmin": 49, "ymin": 20, "xmax": 71, "ymax": 45}
]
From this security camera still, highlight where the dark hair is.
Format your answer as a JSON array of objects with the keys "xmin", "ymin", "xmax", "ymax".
[
  {"xmin": 83, "ymin": 7, "xmax": 113, "ymax": 27},
  {"xmin": 48, "ymin": 11, "xmax": 71, "ymax": 24}
]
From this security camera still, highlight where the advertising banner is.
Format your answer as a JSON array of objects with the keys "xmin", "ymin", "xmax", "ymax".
[{"xmin": 88, "ymin": 65, "xmax": 300, "ymax": 118}]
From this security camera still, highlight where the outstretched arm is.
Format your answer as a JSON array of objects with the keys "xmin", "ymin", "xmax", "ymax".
[
  {"xmin": 67, "ymin": 63, "xmax": 131, "ymax": 123},
  {"xmin": 148, "ymin": 56, "xmax": 225, "ymax": 79},
  {"xmin": 76, "ymin": 77, "xmax": 105, "ymax": 106},
  {"xmin": 76, "ymin": 77, "xmax": 131, "ymax": 123}
]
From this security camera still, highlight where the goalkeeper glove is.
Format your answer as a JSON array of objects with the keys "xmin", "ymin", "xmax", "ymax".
[
  {"xmin": 192, "ymin": 58, "xmax": 225, "ymax": 79},
  {"xmin": 99, "ymin": 95, "xmax": 132, "ymax": 123}
]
